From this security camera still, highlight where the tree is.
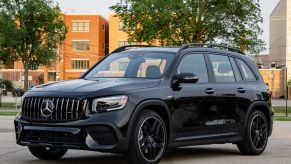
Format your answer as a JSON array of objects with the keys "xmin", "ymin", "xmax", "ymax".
[
  {"xmin": 0, "ymin": 80, "xmax": 13, "ymax": 91},
  {"xmin": 0, "ymin": 0, "xmax": 67, "ymax": 91},
  {"xmin": 110, "ymin": 0, "xmax": 265, "ymax": 54}
]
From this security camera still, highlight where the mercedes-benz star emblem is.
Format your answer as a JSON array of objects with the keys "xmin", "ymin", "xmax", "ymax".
[{"xmin": 40, "ymin": 99, "xmax": 54, "ymax": 118}]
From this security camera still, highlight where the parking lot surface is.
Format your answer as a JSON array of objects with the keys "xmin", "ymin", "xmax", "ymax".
[{"xmin": 0, "ymin": 116, "xmax": 290, "ymax": 164}]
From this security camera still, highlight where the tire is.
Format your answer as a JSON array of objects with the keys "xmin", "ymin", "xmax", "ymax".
[
  {"xmin": 237, "ymin": 110, "xmax": 269, "ymax": 155},
  {"xmin": 128, "ymin": 110, "xmax": 167, "ymax": 164},
  {"xmin": 28, "ymin": 146, "xmax": 68, "ymax": 160}
]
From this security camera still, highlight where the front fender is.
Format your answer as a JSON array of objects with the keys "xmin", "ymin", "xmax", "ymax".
[{"xmin": 126, "ymin": 99, "xmax": 173, "ymax": 147}]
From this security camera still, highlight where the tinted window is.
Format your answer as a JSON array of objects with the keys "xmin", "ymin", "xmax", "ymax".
[
  {"xmin": 236, "ymin": 59, "xmax": 256, "ymax": 81},
  {"xmin": 229, "ymin": 57, "xmax": 241, "ymax": 81},
  {"xmin": 209, "ymin": 54, "xmax": 235, "ymax": 83},
  {"xmin": 85, "ymin": 52, "xmax": 174, "ymax": 79},
  {"xmin": 177, "ymin": 54, "xmax": 208, "ymax": 83}
]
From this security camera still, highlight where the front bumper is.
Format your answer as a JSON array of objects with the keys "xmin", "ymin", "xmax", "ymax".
[{"xmin": 14, "ymin": 116, "xmax": 129, "ymax": 153}]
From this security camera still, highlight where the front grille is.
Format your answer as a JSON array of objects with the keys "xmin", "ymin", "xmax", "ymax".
[
  {"xmin": 21, "ymin": 130, "xmax": 85, "ymax": 147},
  {"xmin": 22, "ymin": 97, "xmax": 88, "ymax": 121}
]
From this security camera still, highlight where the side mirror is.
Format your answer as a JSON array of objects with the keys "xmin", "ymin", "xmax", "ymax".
[{"xmin": 175, "ymin": 73, "xmax": 199, "ymax": 83}]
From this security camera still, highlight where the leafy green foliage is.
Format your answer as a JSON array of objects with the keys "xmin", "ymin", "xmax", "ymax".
[
  {"xmin": 0, "ymin": 80, "xmax": 13, "ymax": 90},
  {"xmin": 110, "ymin": 0, "xmax": 265, "ymax": 54},
  {"xmin": 0, "ymin": 0, "xmax": 67, "ymax": 91}
]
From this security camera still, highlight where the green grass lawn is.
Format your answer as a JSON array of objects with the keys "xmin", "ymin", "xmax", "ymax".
[
  {"xmin": 0, "ymin": 105, "xmax": 291, "ymax": 119},
  {"xmin": 0, "ymin": 102, "xmax": 18, "ymax": 109},
  {"xmin": 273, "ymin": 106, "xmax": 291, "ymax": 113},
  {"xmin": 273, "ymin": 116, "xmax": 291, "ymax": 121},
  {"xmin": 0, "ymin": 112, "xmax": 18, "ymax": 116}
]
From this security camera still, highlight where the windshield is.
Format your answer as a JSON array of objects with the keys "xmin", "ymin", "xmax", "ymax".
[{"xmin": 85, "ymin": 52, "xmax": 175, "ymax": 79}]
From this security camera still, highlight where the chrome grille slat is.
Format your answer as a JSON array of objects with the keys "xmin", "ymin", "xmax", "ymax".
[
  {"xmin": 61, "ymin": 98, "xmax": 65, "ymax": 118},
  {"xmin": 26, "ymin": 98, "xmax": 30, "ymax": 117},
  {"xmin": 55, "ymin": 98, "xmax": 59, "ymax": 120},
  {"xmin": 21, "ymin": 97, "xmax": 84, "ymax": 121},
  {"xmin": 65, "ymin": 98, "xmax": 69, "ymax": 120},
  {"xmin": 76, "ymin": 100, "xmax": 80, "ymax": 118},
  {"xmin": 71, "ymin": 99, "xmax": 75, "ymax": 120},
  {"xmin": 33, "ymin": 98, "xmax": 37, "ymax": 118},
  {"xmin": 23, "ymin": 98, "xmax": 27, "ymax": 116},
  {"xmin": 51, "ymin": 98, "xmax": 54, "ymax": 119},
  {"xmin": 37, "ymin": 98, "xmax": 42, "ymax": 119},
  {"xmin": 29, "ymin": 97, "xmax": 33, "ymax": 118}
]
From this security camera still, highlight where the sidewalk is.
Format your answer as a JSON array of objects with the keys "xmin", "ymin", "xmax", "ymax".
[
  {"xmin": 0, "ymin": 109, "xmax": 19, "ymax": 112},
  {"xmin": 0, "ymin": 95, "xmax": 21, "ymax": 103}
]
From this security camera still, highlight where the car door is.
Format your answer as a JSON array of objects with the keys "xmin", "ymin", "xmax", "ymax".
[
  {"xmin": 208, "ymin": 54, "xmax": 251, "ymax": 134},
  {"xmin": 173, "ymin": 53, "xmax": 218, "ymax": 140}
]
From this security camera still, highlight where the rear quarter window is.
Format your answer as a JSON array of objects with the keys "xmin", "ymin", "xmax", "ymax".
[{"xmin": 236, "ymin": 58, "xmax": 257, "ymax": 81}]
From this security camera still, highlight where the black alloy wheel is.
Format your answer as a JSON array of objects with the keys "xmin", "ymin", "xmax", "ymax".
[
  {"xmin": 128, "ymin": 110, "xmax": 167, "ymax": 164},
  {"xmin": 237, "ymin": 110, "xmax": 268, "ymax": 155},
  {"xmin": 250, "ymin": 113, "xmax": 268, "ymax": 150}
]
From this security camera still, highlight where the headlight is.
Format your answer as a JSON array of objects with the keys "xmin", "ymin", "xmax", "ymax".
[{"xmin": 89, "ymin": 95, "xmax": 128, "ymax": 114}]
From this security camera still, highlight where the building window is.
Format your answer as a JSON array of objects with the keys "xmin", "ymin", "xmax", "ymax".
[
  {"xmin": 72, "ymin": 21, "xmax": 90, "ymax": 32},
  {"xmin": 4, "ymin": 61, "xmax": 14, "ymax": 69},
  {"xmin": 71, "ymin": 60, "xmax": 89, "ymax": 69},
  {"xmin": 119, "ymin": 21, "xmax": 124, "ymax": 31},
  {"xmin": 118, "ymin": 41, "xmax": 137, "ymax": 47},
  {"xmin": 72, "ymin": 41, "xmax": 90, "ymax": 51},
  {"xmin": 48, "ymin": 72, "xmax": 56, "ymax": 81},
  {"xmin": 119, "ymin": 62, "xmax": 129, "ymax": 71}
]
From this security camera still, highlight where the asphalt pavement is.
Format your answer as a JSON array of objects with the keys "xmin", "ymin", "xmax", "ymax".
[{"xmin": 0, "ymin": 116, "xmax": 290, "ymax": 164}]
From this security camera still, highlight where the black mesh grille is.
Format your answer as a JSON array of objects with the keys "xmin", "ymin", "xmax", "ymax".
[
  {"xmin": 87, "ymin": 126, "xmax": 117, "ymax": 145},
  {"xmin": 21, "ymin": 130, "xmax": 85, "ymax": 146},
  {"xmin": 22, "ymin": 97, "xmax": 88, "ymax": 121}
]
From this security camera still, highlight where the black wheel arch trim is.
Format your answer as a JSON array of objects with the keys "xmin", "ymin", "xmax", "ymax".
[
  {"xmin": 126, "ymin": 99, "xmax": 173, "ymax": 148},
  {"xmin": 244, "ymin": 101, "xmax": 273, "ymax": 137}
]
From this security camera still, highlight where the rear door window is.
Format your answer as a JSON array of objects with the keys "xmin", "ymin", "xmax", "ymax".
[{"xmin": 209, "ymin": 54, "xmax": 235, "ymax": 83}]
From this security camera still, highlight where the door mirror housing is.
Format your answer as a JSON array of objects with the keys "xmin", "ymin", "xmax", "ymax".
[{"xmin": 175, "ymin": 73, "xmax": 199, "ymax": 83}]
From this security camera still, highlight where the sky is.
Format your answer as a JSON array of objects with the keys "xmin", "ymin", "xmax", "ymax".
[{"xmin": 55, "ymin": 0, "xmax": 280, "ymax": 54}]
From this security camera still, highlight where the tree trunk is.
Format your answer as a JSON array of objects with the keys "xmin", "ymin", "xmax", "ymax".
[{"xmin": 24, "ymin": 63, "xmax": 29, "ymax": 92}]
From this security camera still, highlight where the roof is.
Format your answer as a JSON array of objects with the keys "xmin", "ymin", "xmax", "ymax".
[
  {"xmin": 126, "ymin": 47, "xmax": 180, "ymax": 53},
  {"xmin": 124, "ymin": 47, "xmax": 245, "ymax": 57}
]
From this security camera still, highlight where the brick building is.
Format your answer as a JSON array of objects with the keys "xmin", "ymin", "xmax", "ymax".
[
  {"xmin": 60, "ymin": 13, "xmax": 108, "ymax": 80},
  {"xmin": 109, "ymin": 15, "xmax": 136, "ymax": 52},
  {"xmin": 0, "ymin": 12, "xmax": 108, "ymax": 88}
]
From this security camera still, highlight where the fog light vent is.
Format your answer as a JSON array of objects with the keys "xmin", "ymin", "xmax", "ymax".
[{"xmin": 86, "ymin": 126, "xmax": 117, "ymax": 145}]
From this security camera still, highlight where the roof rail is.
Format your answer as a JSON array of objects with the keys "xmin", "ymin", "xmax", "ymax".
[
  {"xmin": 178, "ymin": 43, "xmax": 245, "ymax": 55},
  {"xmin": 110, "ymin": 45, "xmax": 159, "ymax": 54}
]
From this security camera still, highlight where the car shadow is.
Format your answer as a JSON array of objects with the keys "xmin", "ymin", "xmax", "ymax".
[
  {"xmin": 22, "ymin": 146, "xmax": 241, "ymax": 164},
  {"xmin": 164, "ymin": 146, "xmax": 241, "ymax": 160}
]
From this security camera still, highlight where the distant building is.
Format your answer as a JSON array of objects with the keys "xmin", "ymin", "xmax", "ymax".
[
  {"xmin": 252, "ymin": 54, "xmax": 271, "ymax": 69},
  {"xmin": 0, "ymin": 12, "xmax": 108, "ymax": 88},
  {"xmin": 60, "ymin": 13, "xmax": 108, "ymax": 80},
  {"xmin": 269, "ymin": 0, "xmax": 291, "ymax": 79},
  {"xmin": 109, "ymin": 14, "xmax": 159, "ymax": 53},
  {"xmin": 109, "ymin": 15, "xmax": 137, "ymax": 52}
]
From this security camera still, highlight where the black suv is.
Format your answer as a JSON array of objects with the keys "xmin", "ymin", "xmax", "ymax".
[{"xmin": 15, "ymin": 44, "xmax": 273, "ymax": 164}]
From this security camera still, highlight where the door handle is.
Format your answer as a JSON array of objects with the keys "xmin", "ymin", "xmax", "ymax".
[
  {"xmin": 205, "ymin": 88, "xmax": 215, "ymax": 94},
  {"xmin": 237, "ymin": 88, "xmax": 246, "ymax": 93}
]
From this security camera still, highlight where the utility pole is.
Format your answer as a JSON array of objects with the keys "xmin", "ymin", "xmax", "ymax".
[
  {"xmin": 285, "ymin": 66, "xmax": 289, "ymax": 117},
  {"xmin": 0, "ymin": 72, "xmax": 2, "ymax": 108}
]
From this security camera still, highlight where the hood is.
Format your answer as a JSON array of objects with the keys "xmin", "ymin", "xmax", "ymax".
[{"xmin": 30, "ymin": 78, "xmax": 161, "ymax": 93}]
